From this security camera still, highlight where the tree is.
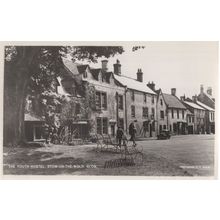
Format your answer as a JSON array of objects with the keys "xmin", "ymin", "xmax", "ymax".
[{"xmin": 4, "ymin": 46, "xmax": 124, "ymax": 146}]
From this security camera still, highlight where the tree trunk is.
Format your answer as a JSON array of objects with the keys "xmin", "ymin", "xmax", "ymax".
[{"xmin": 4, "ymin": 65, "xmax": 29, "ymax": 146}]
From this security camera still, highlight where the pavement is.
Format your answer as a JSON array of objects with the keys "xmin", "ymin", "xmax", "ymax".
[{"xmin": 3, "ymin": 134, "xmax": 215, "ymax": 177}]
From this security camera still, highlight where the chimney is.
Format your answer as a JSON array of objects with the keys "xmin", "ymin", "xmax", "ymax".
[
  {"xmin": 192, "ymin": 95, "xmax": 198, "ymax": 102},
  {"xmin": 147, "ymin": 81, "xmax": 156, "ymax": 91},
  {"xmin": 101, "ymin": 60, "xmax": 108, "ymax": 72},
  {"xmin": 113, "ymin": 59, "xmax": 121, "ymax": 75},
  {"xmin": 200, "ymin": 84, "xmax": 204, "ymax": 94},
  {"xmin": 137, "ymin": 68, "xmax": 143, "ymax": 82},
  {"xmin": 171, "ymin": 88, "xmax": 176, "ymax": 96},
  {"xmin": 180, "ymin": 94, "xmax": 185, "ymax": 101},
  {"xmin": 207, "ymin": 87, "xmax": 212, "ymax": 96}
]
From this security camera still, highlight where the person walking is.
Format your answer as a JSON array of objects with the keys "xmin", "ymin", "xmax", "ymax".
[
  {"xmin": 129, "ymin": 121, "xmax": 137, "ymax": 146},
  {"xmin": 116, "ymin": 126, "xmax": 124, "ymax": 148}
]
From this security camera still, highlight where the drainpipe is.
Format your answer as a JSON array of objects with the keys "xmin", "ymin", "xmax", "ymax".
[
  {"xmin": 124, "ymin": 86, "xmax": 128, "ymax": 134},
  {"xmin": 116, "ymin": 92, "xmax": 119, "ymax": 127}
]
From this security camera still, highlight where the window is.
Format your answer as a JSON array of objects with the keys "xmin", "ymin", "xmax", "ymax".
[
  {"xmin": 163, "ymin": 125, "xmax": 166, "ymax": 130},
  {"xmin": 177, "ymin": 109, "xmax": 179, "ymax": 119},
  {"xmin": 95, "ymin": 92, "xmax": 101, "ymax": 110},
  {"xmin": 131, "ymin": 90, "xmax": 135, "ymax": 101},
  {"xmin": 118, "ymin": 95, "xmax": 123, "ymax": 110},
  {"xmin": 101, "ymin": 93, "xmax": 107, "ymax": 109},
  {"xmin": 96, "ymin": 117, "xmax": 108, "ymax": 135},
  {"xmin": 160, "ymin": 99, "xmax": 163, "ymax": 106},
  {"xmin": 144, "ymin": 94, "xmax": 147, "ymax": 103},
  {"xmin": 96, "ymin": 91, "xmax": 107, "ymax": 110},
  {"xmin": 102, "ymin": 118, "xmax": 108, "ymax": 134},
  {"xmin": 151, "ymin": 96, "xmax": 154, "ymax": 104},
  {"xmin": 171, "ymin": 109, "xmax": 174, "ymax": 118},
  {"xmin": 151, "ymin": 108, "xmax": 155, "ymax": 119},
  {"xmin": 143, "ymin": 107, "xmax": 148, "ymax": 118},
  {"xmin": 131, "ymin": 105, "xmax": 135, "ymax": 117},
  {"xmin": 182, "ymin": 110, "xmax": 185, "ymax": 119},
  {"xmin": 170, "ymin": 125, "xmax": 172, "ymax": 132},
  {"xmin": 159, "ymin": 125, "xmax": 162, "ymax": 132},
  {"xmin": 119, "ymin": 118, "xmax": 124, "ymax": 130},
  {"xmin": 160, "ymin": 111, "xmax": 164, "ymax": 119},
  {"xmin": 34, "ymin": 126, "xmax": 42, "ymax": 140},
  {"xmin": 96, "ymin": 118, "xmax": 102, "ymax": 134},
  {"xmin": 189, "ymin": 116, "xmax": 191, "ymax": 123}
]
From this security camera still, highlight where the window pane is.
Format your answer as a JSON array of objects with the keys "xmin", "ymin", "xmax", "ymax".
[
  {"xmin": 103, "ymin": 118, "xmax": 108, "ymax": 134},
  {"xmin": 102, "ymin": 93, "xmax": 107, "ymax": 109},
  {"xmin": 97, "ymin": 118, "xmax": 102, "ymax": 134}
]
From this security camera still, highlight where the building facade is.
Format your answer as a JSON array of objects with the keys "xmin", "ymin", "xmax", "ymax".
[
  {"xmin": 114, "ymin": 65, "xmax": 157, "ymax": 138},
  {"xmin": 183, "ymin": 98, "xmax": 206, "ymax": 134},
  {"xmin": 163, "ymin": 89, "xmax": 187, "ymax": 135}
]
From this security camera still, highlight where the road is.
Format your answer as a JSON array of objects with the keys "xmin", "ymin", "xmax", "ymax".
[
  {"xmin": 139, "ymin": 134, "xmax": 215, "ymax": 176},
  {"xmin": 3, "ymin": 134, "xmax": 215, "ymax": 177}
]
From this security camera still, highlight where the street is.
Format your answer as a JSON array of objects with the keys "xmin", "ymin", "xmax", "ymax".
[{"xmin": 3, "ymin": 134, "xmax": 215, "ymax": 176}]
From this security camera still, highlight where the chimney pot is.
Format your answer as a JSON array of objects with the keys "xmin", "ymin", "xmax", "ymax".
[
  {"xmin": 114, "ymin": 59, "xmax": 121, "ymax": 75},
  {"xmin": 200, "ymin": 84, "xmax": 204, "ymax": 94},
  {"xmin": 101, "ymin": 60, "xmax": 108, "ymax": 72},
  {"xmin": 207, "ymin": 87, "xmax": 212, "ymax": 96},
  {"xmin": 171, "ymin": 88, "xmax": 176, "ymax": 96},
  {"xmin": 137, "ymin": 68, "xmax": 143, "ymax": 82}
]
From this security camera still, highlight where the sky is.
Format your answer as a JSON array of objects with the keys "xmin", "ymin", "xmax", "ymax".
[{"xmin": 86, "ymin": 42, "xmax": 218, "ymax": 98}]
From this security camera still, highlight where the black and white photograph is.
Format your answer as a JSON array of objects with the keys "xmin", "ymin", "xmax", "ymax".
[{"xmin": 1, "ymin": 42, "xmax": 218, "ymax": 178}]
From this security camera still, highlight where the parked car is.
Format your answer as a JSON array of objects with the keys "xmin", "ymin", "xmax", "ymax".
[{"xmin": 157, "ymin": 129, "xmax": 171, "ymax": 140}]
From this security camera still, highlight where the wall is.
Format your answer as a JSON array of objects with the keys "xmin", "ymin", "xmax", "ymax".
[
  {"xmin": 126, "ymin": 89, "xmax": 157, "ymax": 138},
  {"xmin": 157, "ymin": 92, "xmax": 168, "ymax": 132},
  {"xmin": 167, "ymin": 108, "xmax": 187, "ymax": 134}
]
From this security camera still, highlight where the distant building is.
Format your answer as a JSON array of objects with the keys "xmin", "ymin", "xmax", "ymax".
[
  {"xmin": 198, "ymin": 85, "xmax": 215, "ymax": 109},
  {"xmin": 149, "ymin": 86, "xmax": 168, "ymax": 134},
  {"xmin": 163, "ymin": 89, "xmax": 187, "ymax": 135},
  {"xmin": 196, "ymin": 101, "xmax": 215, "ymax": 134},
  {"xmin": 183, "ymin": 97, "xmax": 206, "ymax": 134}
]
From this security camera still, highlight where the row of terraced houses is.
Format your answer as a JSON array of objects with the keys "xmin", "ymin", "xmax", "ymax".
[{"xmin": 24, "ymin": 59, "xmax": 215, "ymax": 142}]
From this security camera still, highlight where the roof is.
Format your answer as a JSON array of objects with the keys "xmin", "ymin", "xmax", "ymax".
[
  {"xmin": 196, "ymin": 101, "xmax": 214, "ymax": 111},
  {"xmin": 183, "ymin": 101, "xmax": 205, "ymax": 110},
  {"xmin": 62, "ymin": 58, "xmax": 79, "ymax": 76},
  {"xmin": 25, "ymin": 113, "xmax": 44, "ymax": 122},
  {"xmin": 113, "ymin": 74, "xmax": 156, "ymax": 95},
  {"xmin": 163, "ymin": 94, "xmax": 186, "ymax": 109}
]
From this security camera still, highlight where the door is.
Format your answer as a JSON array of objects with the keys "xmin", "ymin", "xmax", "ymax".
[
  {"xmin": 150, "ymin": 124, "xmax": 152, "ymax": 137},
  {"xmin": 111, "ymin": 124, "xmax": 115, "ymax": 137}
]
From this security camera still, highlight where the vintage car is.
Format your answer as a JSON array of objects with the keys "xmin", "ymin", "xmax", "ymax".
[{"xmin": 157, "ymin": 129, "xmax": 171, "ymax": 140}]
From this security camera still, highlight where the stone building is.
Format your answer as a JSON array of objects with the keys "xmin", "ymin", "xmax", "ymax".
[
  {"xmin": 60, "ymin": 58, "xmax": 126, "ymax": 138},
  {"xmin": 183, "ymin": 98, "xmax": 206, "ymax": 134},
  {"xmin": 196, "ymin": 101, "xmax": 215, "ymax": 134},
  {"xmin": 114, "ymin": 65, "xmax": 157, "ymax": 138},
  {"xmin": 163, "ymin": 89, "xmax": 187, "ymax": 135},
  {"xmin": 148, "ymin": 86, "xmax": 168, "ymax": 134}
]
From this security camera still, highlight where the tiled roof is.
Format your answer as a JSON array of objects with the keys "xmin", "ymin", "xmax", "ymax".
[
  {"xmin": 25, "ymin": 113, "xmax": 44, "ymax": 122},
  {"xmin": 196, "ymin": 101, "xmax": 214, "ymax": 111},
  {"xmin": 114, "ymin": 74, "xmax": 156, "ymax": 95},
  {"xmin": 183, "ymin": 101, "xmax": 205, "ymax": 110},
  {"xmin": 163, "ymin": 93, "xmax": 186, "ymax": 109}
]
